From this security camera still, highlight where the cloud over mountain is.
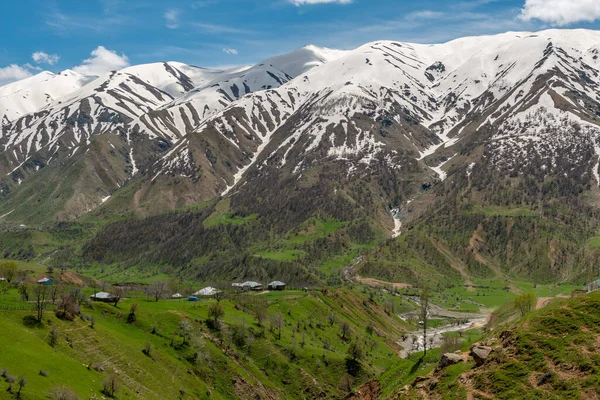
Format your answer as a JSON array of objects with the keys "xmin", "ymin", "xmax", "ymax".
[
  {"xmin": 520, "ymin": 0, "xmax": 600, "ymax": 26},
  {"xmin": 72, "ymin": 46, "xmax": 130, "ymax": 76}
]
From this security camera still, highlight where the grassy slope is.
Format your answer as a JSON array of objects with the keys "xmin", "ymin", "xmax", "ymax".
[
  {"xmin": 0, "ymin": 283, "xmax": 415, "ymax": 400},
  {"xmin": 417, "ymin": 292, "xmax": 600, "ymax": 399}
]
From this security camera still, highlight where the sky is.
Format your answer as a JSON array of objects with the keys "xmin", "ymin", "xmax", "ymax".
[{"xmin": 1, "ymin": 0, "xmax": 600, "ymax": 85}]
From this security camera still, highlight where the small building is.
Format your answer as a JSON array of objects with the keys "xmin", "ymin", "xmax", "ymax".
[
  {"xmin": 90, "ymin": 292, "xmax": 117, "ymax": 302},
  {"xmin": 571, "ymin": 289, "xmax": 586, "ymax": 298},
  {"xmin": 268, "ymin": 281, "xmax": 286, "ymax": 291},
  {"xmin": 0, "ymin": 277, "xmax": 6, "ymax": 282},
  {"xmin": 194, "ymin": 287, "xmax": 221, "ymax": 297},
  {"xmin": 241, "ymin": 281, "xmax": 263, "ymax": 291},
  {"xmin": 171, "ymin": 293, "xmax": 183, "ymax": 299},
  {"xmin": 37, "ymin": 277, "xmax": 52, "ymax": 285},
  {"xmin": 188, "ymin": 296, "xmax": 199, "ymax": 302}
]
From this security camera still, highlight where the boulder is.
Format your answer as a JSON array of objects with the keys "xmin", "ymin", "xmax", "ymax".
[
  {"xmin": 440, "ymin": 353, "xmax": 463, "ymax": 368},
  {"xmin": 470, "ymin": 344, "xmax": 492, "ymax": 366},
  {"xmin": 411, "ymin": 376, "xmax": 429, "ymax": 388}
]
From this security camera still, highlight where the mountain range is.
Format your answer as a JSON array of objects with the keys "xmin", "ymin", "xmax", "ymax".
[{"xmin": 2, "ymin": 29, "xmax": 600, "ymax": 285}]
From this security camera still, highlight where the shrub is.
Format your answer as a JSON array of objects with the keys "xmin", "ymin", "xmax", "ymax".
[
  {"xmin": 49, "ymin": 328, "xmax": 59, "ymax": 347},
  {"xmin": 102, "ymin": 374, "xmax": 119, "ymax": 397},
  {"xmin": 49, "ymin": 386, "xmax": 80, "ymax": 400}
]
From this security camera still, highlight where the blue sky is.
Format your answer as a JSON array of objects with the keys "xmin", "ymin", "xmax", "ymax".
[{"xmin": 1, "ymin": 0, "xmax": 600, "ymax": 84}]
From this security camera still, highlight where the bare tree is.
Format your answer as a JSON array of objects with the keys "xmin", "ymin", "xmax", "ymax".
[
  {"xmin": 49, "ymin": 386, "xmax": 79, "ymax": 400},
  {"xmin": 102, "ymin": 374, "xmax": 119, "ymax": 397},
  {"xmin": 49, "ymin": 283, "xmax": 64, "ymax": 305},
  {"xmin": 253, "ymin": 300, "xmax": 268, "ymax": 327},
  {"xmin": 111, "ymin": 287, "xmax": 126, "ymax": 307},
  {"xmin": 146, "ymin": 281, "xmax": 168, "ymax": 302},
  {"xmin": 16, "ymin": 376, "xmax": 27, "ymax": 399},
  {"xmin": 270, "ymin": 312, "xmax": 285, "ymax": 340},
  {"xmin": 33, "ymin": 284, "xmax": 49, "ymax": 322}
]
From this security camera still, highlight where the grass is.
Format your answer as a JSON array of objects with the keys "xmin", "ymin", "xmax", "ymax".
[
  {"xmin": 587, "ymin": 237, "xmax": 600, "ymax": 248},
  {"xmin": 202, "ymin": 198, "xmax": 258, "ymax": 228},
  {"xmin": 0, "ymin": 282, "xmax": 413, "ymax": 399},
  {"xmin": 254, "ymin": 249, "xmax": 306, "ymax": 262}
]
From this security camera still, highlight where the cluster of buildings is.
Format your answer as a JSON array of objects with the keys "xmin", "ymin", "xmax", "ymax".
[
  {"xmin": 86, "ymin": 280, "xmax": 290, "ymax": 303},
  {"xmin": 183, "ymin": 281, "xmax": 287, "ymax": 301}
]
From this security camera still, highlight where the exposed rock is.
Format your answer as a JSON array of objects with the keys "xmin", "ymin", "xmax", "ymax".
[
  {"xmin": 537, "ymin": 372, "xmax": 554, "ymax": 386},
  {"xmin": 344, "ymin": 380, "xmax": 380, "ymax": 400},
  {"xmin": 440, "ymin": 353, "xmax": 463, "ymax": 368},
  {"xmin": 470, "ymin": 344, "xmax": 492, "ymax": 366},
  {"xmin": 411, "ymin": 376, "xmax": 429, "ymax": 388}
]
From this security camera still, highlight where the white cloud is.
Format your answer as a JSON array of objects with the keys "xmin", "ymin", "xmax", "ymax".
[
  {"xmin": 0, "ymin": 65, "xmax": 33, "ymax": 86},
  {"xmin": 165, "ymin": 10, "xmax": 179, "ymax": 29},
  {"xmin": 32, "ymin": 51, "xmax": 60, "ymax": 65},
  {"xmin": 73, "ymin": 46, "xmax": 130, "ymax": 76},
  {"xmin": 405, "ymin": 10, "xmax": 445, "ymax": 20},
  {"xmin": 222, "ymin": 48, "xmax": 238, "ymax": 55},
  {"xmin": 23, "ymin": 63, "xmax": 42, "ymax": 72},
  {"xmin": 519, "ymin": 0, "xmax": 600, "ymax": 26},
  {"xmin": 289, "ymin": 0, "xmax": 352, "ymax": 5}
]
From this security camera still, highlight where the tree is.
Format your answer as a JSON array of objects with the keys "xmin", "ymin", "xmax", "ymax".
[
  {"xmin": 146, "ymin": 281, "xmax": 168, "ymax": 302},
  {"xmin": 33, "ymin": 284, "xmax": 49, "ymax": 322},
  {"xmin": 252, "ymin": 300, "xmax": 268, "ymax": 327},
  {"xmin": 340, "ymin": 321, "xmax": 352, "ymax": 341},
  {"xmin": 0, "ymin": 261, "xmax": 18, "ymax": 283},
  {"xmin": 420, "ymin": 285, "xmax": 430, "ymax": 356},
  {"xmin": 514, "ymin": 292, "xmax": 536, "ymax": 317},
  {"xmin": 16, "ymin": 376, "xmax": 27, "ymax": 399},
  {"xmin": 208, "ymin": 302, "xmax": 224, "ymax": 326},
  {"xmin": 179, "ymin": 320, "xmax": 193, "ymax": 346},
  {"xmin": 56, "ymin": 292, "xmax": 80, "ymax": 321},
  {"xmin": 346, "ymin": 339, "xmax": 364, "ymax": 362},
  {"xmin": 49, "ymin": 328, "xmax": 59, "ymax": 347},
  {"xmin": 49, "ymin": 386, "xmax": 79, "ymax": 400},
  {"xmin": 102, "ymin": 374, "xmax": 119, "ymax": 397},
  {"xmin": 49, "ymin": 284, "xmax": 63, "ymax": 305},
  {"xmin": 111, "ymin": 287, "xmax": 126, "ymax": 307},
  {"xmin": 127, "ymin": 303, "xmax": 138, "ymax": 324},
  {"xmin": 18, "ymin": 284, "xmax": 29, "ymax": 302},
  {"xmin": 270, "ymin": 312, "xmax": 285, "ymax": 340}
]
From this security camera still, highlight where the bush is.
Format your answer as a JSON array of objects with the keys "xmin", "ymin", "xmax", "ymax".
[
  {"xmin": 49, "ymin": 386, "xmax": 80, "ymax": 400},
  {"xmin": 102, "ymin": 374, "xmax": 119, "ymax": 397},
  {"xmin": 49, "ymin": 328, "xmax": 59, "ymax": 347},
  {"xmin": 142, "ymin": 341, "xmax": 152, "ymax": 357}
]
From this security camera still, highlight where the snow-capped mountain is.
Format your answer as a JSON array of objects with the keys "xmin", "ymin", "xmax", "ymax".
[
  {"xmin": 1, "ymin": 30, "xmax": 600, "ymax": 226},
  {"xmin": 153, "ymin": 30, "xmax": 600, "ymax": 192},
  {"xmin": 0, "ymin": 70, "xmax": 95, "ymax": 125},
  {"xmin": 0, "ymin": 45, "xmax": 347, "ymax": 222}
]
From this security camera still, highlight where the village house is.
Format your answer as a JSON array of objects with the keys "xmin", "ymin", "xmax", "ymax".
[
  {"xmin": 194, "ymin": 287, "xmax": 220, "ymax": 296},
  {"xmin": 268, "ymin": 281, "xmax": 286, "ymax": 291},
  {"xmin": 90, "ymin": 292, "xmax": 117, "ymax": 303}
]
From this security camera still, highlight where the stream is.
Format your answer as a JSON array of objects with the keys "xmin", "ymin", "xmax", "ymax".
[{"xmin": 396, "ymin": 315, "xmax": 488, "ymax": 358}]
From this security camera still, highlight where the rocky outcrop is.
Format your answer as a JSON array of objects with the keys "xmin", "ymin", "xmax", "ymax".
[
  {"xmin": 470, "ymin": 344, "xmax": 492, "ymax": 366},
  {"xmin": 440, "ymin": 353, "xmax": 463, "ymax": 368}
]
